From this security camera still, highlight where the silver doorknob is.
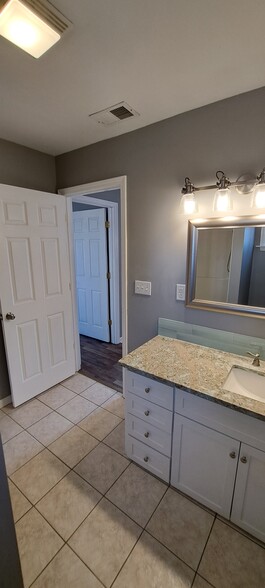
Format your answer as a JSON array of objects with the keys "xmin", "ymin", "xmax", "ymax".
[
  {"xmin": 144, "ymin": 410, "xmax": 150, "ymax": 416},
  {"xmin": 145, "ymin": 387, "xmax": 150, "ymax": 393},
  {"xmin": 144, "ymin": 432, "xmax": 150, "ymax": 438},
  {"xmin": 229, "ymin": 451, "xmax": 237, "ymax": 459},
  {"xmin": 240, "ymin": 456, "xmax": 247, "ymax": 464},
  {"xmin": 144, "ymin": 456, "xmax": 149, "ymax": 462},
  {"xmin": 6, "ymin": 312, "xmax": 15, "ymax": 320}
]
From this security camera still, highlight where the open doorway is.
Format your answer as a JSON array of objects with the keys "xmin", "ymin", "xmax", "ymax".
[
  {"xmin": 61, "ymin": 177, "xmax": 127, "ymax": 396},
  {"xmin": 72, "ymin": 191, "xmax": 122, "ymax": 391}
]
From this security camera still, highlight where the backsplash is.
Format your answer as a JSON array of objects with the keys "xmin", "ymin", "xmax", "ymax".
[{"xmin": 158, "ymin": 318, "xmax": 265, "ymax": 359}]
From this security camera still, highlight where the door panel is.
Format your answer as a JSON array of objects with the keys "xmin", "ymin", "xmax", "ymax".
[
  {"xmin": 0, "ymin": 184, "xmax": 76, "ymax": 406},
  {"xmin": 41, "ymin": 239, "xmax": 62, "ymax": 296},
  {"xmin": 171, "ymin": 414, "xmax": 240, "ymax": 517},
  {"xmin": 231, "ymin": 443, "xmax": 265, "ymax": 542},
  {"xmin": 73, "ymin": 209, "xmax": 109, "ymax": 342}
]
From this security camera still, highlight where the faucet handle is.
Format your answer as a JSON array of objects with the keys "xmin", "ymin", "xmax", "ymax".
[{"xmin": 247, "ymin": 351, "xmax": 260, "ymax": 366}]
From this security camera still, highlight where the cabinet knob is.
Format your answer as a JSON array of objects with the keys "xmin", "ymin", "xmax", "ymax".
[
  {"xmin": 144, "ymin": 410, "xmax": 150, "ymax": 416},
  {"xmin": 240, "ymin": 456, "xmax": 247, "ymax": 464},
  {"xmin": 144, "ymin": 432, "xmax": 149, "ymax": 438},
  {"xmin": 229, "ymin": 451, "xmax": 237, "ymax": 459},
  {"xmin": 144, "ymin": 456, "xmax": 149, "ymax": 462},
  {"xmin": 145, "ymin": 387, "xmax": 150, "ymax": 393}
]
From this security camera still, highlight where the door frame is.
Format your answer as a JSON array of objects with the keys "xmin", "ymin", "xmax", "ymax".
[
  {"xmin": 59, "ymin": 176, "xmax": 128, "ymax": 370},
  {"xmin": 72, "ymin": 196, "xmax": 120, "ymax": 344}
]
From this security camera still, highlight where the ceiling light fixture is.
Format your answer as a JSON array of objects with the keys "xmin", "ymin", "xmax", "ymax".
[
  {"xmin": 180, "ymin": 168, "xmax": 265, "ymax": 215},
  {"xmin": 0, "ymin": 0, "xmax": 70, "ymax": 58}
]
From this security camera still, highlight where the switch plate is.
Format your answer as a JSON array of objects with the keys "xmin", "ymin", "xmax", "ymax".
[
  {"xmin": 135, "ymin": 280, "xmax": 152, "ymax": 296},
  {"xmin": 176, "ymin": 284, "xmax": 186, "ymax": 301}
]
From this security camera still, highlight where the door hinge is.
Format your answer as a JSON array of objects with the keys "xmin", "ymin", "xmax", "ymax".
[
  {"xmin": 105, "ymin": 221, "xmax": 110, "ymax": 229},
  {"xmin": 108, "ymin": 319, "xmax": 112, "ymax": 326},
  {"xmin": 69, "ymin": 282, "xmax": 71, "ymax": 290},
  {"xmin": 106, "ymin": 272, "xmax": 111, "ymax": 280}
]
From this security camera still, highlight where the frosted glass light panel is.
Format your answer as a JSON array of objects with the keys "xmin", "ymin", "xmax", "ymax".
[{"xmin": 0, "ymin": 0, "xmax": 60, "ymax": 58}]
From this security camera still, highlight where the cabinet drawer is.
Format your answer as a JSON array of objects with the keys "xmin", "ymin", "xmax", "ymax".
[
  {"xmin": 126, "ymin": 413, "xmax": 172, "ymax": 457},
  {"xmin": 175, "ymin": 388, "xmax": 265, "ymax": 452},
  {"xmin": 125, "ymin": 435, "xmax": 170, "ymax": 482},
  {"xmin": 125, "ymin": 370, "xmax": 173, "ymax": 410},
  {"xmin": 126, "ymin": 392, "xmax": 172, "ymax": 433}
]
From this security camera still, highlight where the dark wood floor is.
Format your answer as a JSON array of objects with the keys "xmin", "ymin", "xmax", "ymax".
[{"xmin": 79, "ymin": 335, "xmax": 123, "ymax": 393}]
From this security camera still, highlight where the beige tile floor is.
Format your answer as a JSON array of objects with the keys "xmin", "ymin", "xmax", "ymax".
[{"xmin": 1, "ymin": 373, "xmax": 265, "ymax": 588}]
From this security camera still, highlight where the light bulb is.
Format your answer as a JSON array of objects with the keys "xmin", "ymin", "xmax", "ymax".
[
  {"xmin": 213, "ymin": 188, "xmax": 232, "ymax": 212},
  {"xmin": 252, "ymin": 183, "xmax": 265, "ymax": 209}
]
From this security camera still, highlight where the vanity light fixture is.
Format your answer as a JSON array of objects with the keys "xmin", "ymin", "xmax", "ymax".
[
  {"xmin": 213, "ymin": 171, "xmax": 232, "ymax": 212},
  {"xmin": 180, "ymin": 167, "xmax": 265, "ymax": 214},
  {"xmin": 180, "ymin": 177, "xmax": 198, "ymax": 214},
  {"xmin": 0, "ymin": 0, "xmax": 70, "ymax": 58},
  {"xmin": 252, "ymin": 168, "xmax": 265, "ymax": 209}
]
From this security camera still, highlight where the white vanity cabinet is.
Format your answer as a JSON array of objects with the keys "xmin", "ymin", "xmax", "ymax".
[
  {"xmin": 124, "ymin": 369, "xmax": 174, "ymax": 482},
  {"xmin": 172, "ymin": 388, "xmax": 265, "ymax": 542}
]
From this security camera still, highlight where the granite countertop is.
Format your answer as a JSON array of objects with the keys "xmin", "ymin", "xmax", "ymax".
[{"xmin": 119, "ymin": 335, "xmax": 265, "ymax": 421}]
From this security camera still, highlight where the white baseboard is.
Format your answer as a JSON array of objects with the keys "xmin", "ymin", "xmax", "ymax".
[{"xmin": 0, "ymin": 395, "xmax": 11, "ymax": 408}]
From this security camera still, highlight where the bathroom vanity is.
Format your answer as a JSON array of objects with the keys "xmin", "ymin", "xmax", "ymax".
[{"xmin": 120, "ymin": 336, "xmax": 265, "ymax": 543}]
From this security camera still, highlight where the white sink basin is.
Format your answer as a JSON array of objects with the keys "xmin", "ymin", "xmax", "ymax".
[{"xmin": 223, "ymin": 366, "xmax": 265, "ymax": 403}]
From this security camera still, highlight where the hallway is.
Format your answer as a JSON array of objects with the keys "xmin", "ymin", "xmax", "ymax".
[{"xmin": 80, "ymin": 336, "xmax": 123, "ymax": 394}]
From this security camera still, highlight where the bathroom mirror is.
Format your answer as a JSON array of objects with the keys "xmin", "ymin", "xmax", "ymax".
[{"xmin": 186, "ymin": 216, "xmax": 265, "ymax": 317}]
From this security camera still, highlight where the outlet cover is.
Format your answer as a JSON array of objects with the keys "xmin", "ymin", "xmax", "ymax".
[{"xmin": 176, "ymin": 284, "xmax": 186, "ymax": 301}]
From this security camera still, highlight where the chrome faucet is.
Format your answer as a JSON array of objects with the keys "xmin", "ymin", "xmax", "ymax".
[{"xmin": 247, "ymin": 352, "xmax": 260, "ymax": 367}]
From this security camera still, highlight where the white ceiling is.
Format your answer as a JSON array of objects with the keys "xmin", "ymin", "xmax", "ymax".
[{"xmin": 1, "ymin": 0, "xmax": 265, "ymax": 156}]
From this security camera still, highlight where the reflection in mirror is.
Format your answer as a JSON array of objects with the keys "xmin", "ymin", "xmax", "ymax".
[{"xmin": 187, "ymin": 218, "xmax": 265, "ymax": 317}]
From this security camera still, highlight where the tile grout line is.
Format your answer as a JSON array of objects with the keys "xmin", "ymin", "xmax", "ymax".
[
  {"xmin": 216, "ymin": 515, "xmax": 265, "ymax": 551},
  {"xmin": 194, "ymin": 514, "xmax": 217, "ymax": 578}
]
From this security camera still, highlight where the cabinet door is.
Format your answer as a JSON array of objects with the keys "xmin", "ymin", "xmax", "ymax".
[
  {"xmin": 231, "ymin": 443, "xmax": 265, "ymax": 543},
  {"xmin": 171, "ymin": 414, "xmax": 239, "ymax": 517}
]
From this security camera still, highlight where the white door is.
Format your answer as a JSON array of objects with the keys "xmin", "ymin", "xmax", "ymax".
[
  {"xmin": 73, "ymin": 209, "xmax": 110, "ymax": 342},
  {"xmin": 0, "ymin": 184, "xmax": 75, "ymax": 407},
  {"xmin": 231, "ymin": 443, "xmax": 265, "ymax": 542},
  {"xmin": 171, "ymin": 414, "xmax": 240, "ymax": 517}
]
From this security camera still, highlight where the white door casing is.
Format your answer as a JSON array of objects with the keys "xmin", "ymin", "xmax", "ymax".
[
  {"xmin": 73, "ymin": 208, "xmax": 110, "ymax": 342},
  {"xmin": 0, "ymin": 184, "xmax": 75, "ymax": 407},
  {"xmin": 60, "ymin": 175, "xmax": 128, "ymax": 375}
]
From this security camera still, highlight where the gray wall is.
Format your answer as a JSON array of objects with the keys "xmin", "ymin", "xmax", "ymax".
[
  {"xmin": 56, "ymin": 87, "xmax": 265, "ymax": 351},
  {"xmin": 0, "ymin": 139, "xmax": 56, "ymax": 400}
]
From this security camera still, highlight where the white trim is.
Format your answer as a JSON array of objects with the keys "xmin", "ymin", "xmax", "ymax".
[
  {"xmin": 72, "ymin": 196, "xmax": 120, "ymax": 345},
  {"xmin": 0, "ymin": 395, "xmax": 11, "ymax": 408},
  {"xmin": 59, "ymin": 176, "xmax": 128, "ymax": 370}
]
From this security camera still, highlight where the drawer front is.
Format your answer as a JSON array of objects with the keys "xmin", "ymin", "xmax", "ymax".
[
  {"xmin": 126, "ymin": 413, "xmax": 172, "ymax": 457},
  {"xmin": 125, "ymin": 435, "xmax": 170, "ymax": 482},
  {"xmin": 174, "ymin": 388, "xmax": 265, "ymax": 452},
  {"xmin": 125, "ymin": 370, "xmax": 173, "ymax": 410},
  {"xmin": 126, "ymin": 392, "xmax": 172, "ymax": 433}
]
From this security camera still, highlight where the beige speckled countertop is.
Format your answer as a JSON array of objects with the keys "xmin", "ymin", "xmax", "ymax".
[{"xmin": 119, "ymin": 335, "xmax": 265, "ymax": 421}]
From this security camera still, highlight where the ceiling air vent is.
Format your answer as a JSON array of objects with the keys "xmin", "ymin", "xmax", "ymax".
[{"xmin": 89, "ymin": 102, "xmax": 140, "ymax": 126}]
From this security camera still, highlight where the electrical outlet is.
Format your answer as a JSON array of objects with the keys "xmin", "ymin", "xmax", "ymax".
[
  {"xmin": 176, "ymin": 284, "xmax": 186, "ymax": 301},
  {"xmin": 135, "ymin": 280, "xmax": 152, "ymax": 296}
]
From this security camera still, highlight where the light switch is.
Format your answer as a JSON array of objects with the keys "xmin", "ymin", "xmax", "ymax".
[
  {"xmin": 176, "ymin": 284, "xmax": 186, "ymax": 301},
  {"xmin": 135, "ymin": 280, "xmax": 152, "ymax": 296}
]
